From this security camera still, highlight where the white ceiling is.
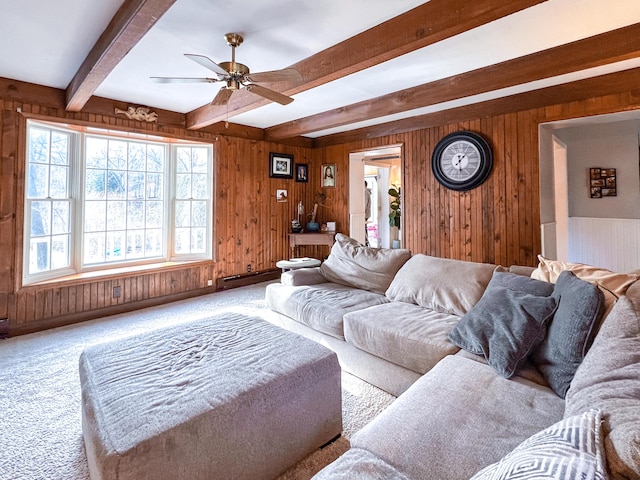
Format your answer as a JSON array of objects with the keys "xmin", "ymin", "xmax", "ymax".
[{"xmin": 1, "ymin": 0, "xmax": 640, "ymax": 138}]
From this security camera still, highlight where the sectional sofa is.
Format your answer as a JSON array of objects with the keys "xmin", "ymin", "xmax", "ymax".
[{"xmin": 264, "ymin": 234, "xmax": 640, "ymax": 479}]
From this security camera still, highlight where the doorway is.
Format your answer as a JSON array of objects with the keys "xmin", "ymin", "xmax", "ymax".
[{"xmin": 348, "ymin": 145, "xmax": 402, "ymax": 248}]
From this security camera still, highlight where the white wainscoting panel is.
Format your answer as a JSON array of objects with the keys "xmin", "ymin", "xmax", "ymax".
[{"xmin": 568, "ymin": 217, "xmax": 640, "ymax": 272}]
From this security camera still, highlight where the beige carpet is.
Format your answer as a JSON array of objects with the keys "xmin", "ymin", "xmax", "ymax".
[{"xmin": 0, "ymin": 281, "xmax": 395, "ymax": 480}]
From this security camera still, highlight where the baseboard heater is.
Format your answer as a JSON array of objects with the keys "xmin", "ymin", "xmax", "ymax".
[{"xmin": 216, "ymin": 269, "xmax": 280, "ymax": 290}]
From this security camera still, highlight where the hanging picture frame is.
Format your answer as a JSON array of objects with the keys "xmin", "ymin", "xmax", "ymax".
[
  {"xmin": 295, "ymin": 163, "xmax": 308, "ymax": 182},
  {"xmin": 321, "ymin": 163, "xmax": 336, "ymax": 188},
  {"xmin": 269, "ymin": 153, "xmax": 294, "ymax": 179}
]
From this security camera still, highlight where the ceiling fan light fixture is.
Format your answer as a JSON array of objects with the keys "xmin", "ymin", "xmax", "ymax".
[{"xmin": 152, "ymin": 31, "xmax": 298, "ymax": 108}]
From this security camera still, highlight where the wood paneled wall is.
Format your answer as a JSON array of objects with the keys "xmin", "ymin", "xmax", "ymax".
[
  {"xmin": 2, "ymin": 78, "xmax": 640, "ymax": 335},
  {"xmin": 0, "ymin": 81, "xmax": 320, "ymax": 335},
  {"xmin": 319, "ymin": 91, "xmax": 640, "ymax": 268}
]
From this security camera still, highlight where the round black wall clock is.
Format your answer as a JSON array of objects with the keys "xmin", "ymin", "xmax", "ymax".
[{"xmin": 431, "ymin": 131, "xmax": 493, "ymax": 191}]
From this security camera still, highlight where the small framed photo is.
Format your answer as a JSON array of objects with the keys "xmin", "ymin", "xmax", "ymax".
[
  {"xmin": 322, "ymin": 163, "xmax": 336, "ymax": 188},
  {"xmin": 295, "ymin": 163, "xmax": 308, "ymax": 182},
  {"xmin": 269, "ymin": 153, "xmax": 294, "ymax": 179},
  {"xmin": 276, "ymin": 189, "xmax": 288, "ymax": 202}
]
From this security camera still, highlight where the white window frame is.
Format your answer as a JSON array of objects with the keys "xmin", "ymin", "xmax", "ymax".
[{"xmin": 23, "ymin": 120, "xmax": 213, "ymax": 285}]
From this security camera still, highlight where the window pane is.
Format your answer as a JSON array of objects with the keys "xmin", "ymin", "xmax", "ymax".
[
  {"xmin": 30, "ymin": 238, "xmax": 50, "ymax": 272},
  {"xmin": 175, "ymin": 201, "xmax": 190, "ymax": 227},
  {"xmin": 126, "ymin": 230, "xmax": 145, "ymax": 259},
  {"xmin": 129, "ymin": 143, "xmax": 146, "ymax": 171},
  {"xmin": 28, "ymin": 164, "xmax": 49, "ymax": 198},
  {"xmin": 192, "ymin": 201, "xmax": 207, "ymax": 227},
  {"xmin": 191, "ymin": 228, "xmax": 206, "ymax": 253},
  {"xmin": 107, "ymin": 201, "xmax": 126, "ymax": 230},
  {"xmin": 85, "ymin": 201, "xmax": 106, "ymax": 232},
  {"xmin": 176, "ymin": 174, "xmax": 191, "ymax": 199},
  {"xmin": 50, "ymin": 165, "xmax": 68, "ymax": 198},
  {"xmin": 192, "ymin": 173, "xmax": 209, "ymax": 199},
  {"xmin": 29, "ymin": 128, "xmax": 50, "ymax": 164},
  {"xmin": 174, "ymin": 228, "xmax": 191, "ymax": 254},
  {"xmin": 51, "ymin": 131, "xmax": 69, "ymax": 165},
  {"xmin": 84, "ymin": 232, "xmax": 105, "ymax": 264},
  {"xmin": 107, "ymin": 171, "xmax": 126, "ymax": 199},
  {"xmin": 85, "ymin": 169, "xmax": 106, "ymax": 199},
  {"xmin": 146, "ymin": 201, "xmax": 163, "ymax": 228},
  {"xmin": 106, "ymin": 231, "xmax": 125, "ymax": 262},
  {"xmin": 146, "ymin": 173, "xmax": 163, "ymax": 199},
  {"xmin": 145, "ymin": 229, "xmax": 163, "ymax": 257},
  {"xmin": 128, "ymin": 172, "xmax": 145, "ymax": 199},
  {"xmin": 192, "ymin": 148, "xmax": 208, "ymax": 172},
  {"xmin": 176, "ymin": 149, "xmax": 191, "ymax": 173},
  {"xmin": 127, "ymin": 201, "xmax": 145, "ymax": 229},
  {"xmin": 31, "ymin": 201, "xmax": 51, "ymax": 236},
  {"xmin": 108, "ymin": 140, "xmax": 127, "ymax": 170},
  {"xmin": 86, "ymin": 137, "xmax": 107, "ymax": 169},
  {"xmin": 147, "ymin": 145, "xmax": 164, "ymax": 172},
  {"xmin": 52, "ymin": 201, "xmax": 70, "ymax": 235},
  {"xmin": 51, "ymin": 234, "xmax": 70, "ymax": 269}
]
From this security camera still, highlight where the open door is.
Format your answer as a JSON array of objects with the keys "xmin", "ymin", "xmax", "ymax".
[{"xmin": 349, "ymin": 146, "xmax": 402, "ymax": 248}]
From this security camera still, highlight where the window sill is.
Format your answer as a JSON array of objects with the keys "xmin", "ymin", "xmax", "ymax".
[{"xmin": 23, "ymin": 260, "xmax": 213, "ymax": 289}]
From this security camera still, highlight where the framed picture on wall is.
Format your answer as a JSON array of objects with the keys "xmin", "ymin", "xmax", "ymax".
[
  {"xmin": 321, "ymin": 163, "xmax": 336, "ymax": 188},
  {"xmin": 295, "ymin": 163, "xmax": 308, "ymax": 182},
  {"xmin": 269, "ymin": 153, "xmax": 294, "ymax": 179},
  {"xmin": 589, "ymin": 167, "xmax": 616, "ymax": 198}
]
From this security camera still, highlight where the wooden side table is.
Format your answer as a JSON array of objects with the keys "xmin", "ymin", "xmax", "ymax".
[{"xmin": 288, "ymin": 232, "xmax": 335, "ymax": 257}]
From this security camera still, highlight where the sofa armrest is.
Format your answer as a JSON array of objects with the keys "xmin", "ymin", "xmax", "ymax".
[{"xmin": 281, "ymin": 267, "xmax": 328, "ymax": 286}]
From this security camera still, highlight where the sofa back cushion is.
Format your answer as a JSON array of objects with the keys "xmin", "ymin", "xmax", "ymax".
[
  {"xmin": 564, "ymin": 281, "xmax": 640, "ymax": 479},
  {"xmin": 531, "ymin": 255, "xmax": 638, "ymax": 318},
  {"xmin": 319, "ymin": 234, "xmax": 411, "ymax": 295},
  {"xmin": 385, "ymin": 254, "xmax": 497, "ymax": 316}
]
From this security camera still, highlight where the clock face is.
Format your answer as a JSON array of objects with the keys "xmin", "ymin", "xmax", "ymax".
[
  {"xmin": 439, "ymin": 140, "xmax": 481, "ymax": 182},
  {"xmin": 432, "ymin": 131, "xmax": 493, "ymax": 191}
]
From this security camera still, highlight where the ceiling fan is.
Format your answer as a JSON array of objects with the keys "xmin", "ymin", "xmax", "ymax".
[{"xmin": 151, "ymin": 33, "xmax": 302, "ymax": 106}]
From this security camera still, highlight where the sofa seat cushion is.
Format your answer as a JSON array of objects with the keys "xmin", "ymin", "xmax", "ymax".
[
  {"xmin": 385, "ymin": 254, "xmax": 497, "ymax": 316},
  {"xmin": 564, "ymin": 282, "xmax": 640, "ymax": 479},
  {"xmin": 343, "ymin": 302, "xmax": 460, "ymax": 374},
  {"xmin": 319, "ymin": 234, "xmax": 411, "ymax": 294},
  {"xmin": 352, "ymin": 355, "xmax": 565, "ymax": 480},
  {"xmin": 265, "ymin": 282, "xmax": 389, "ymax": 340},
  {"xmin": 313, "ymin": 448, "xmax": 410, "ymax": 480}
]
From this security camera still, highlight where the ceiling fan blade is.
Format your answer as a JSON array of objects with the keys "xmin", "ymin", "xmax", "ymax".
[
  {"xmin": 184, "ymin": 54, "xmax": 229, "ymax": 78},
  {"xmin": 211, "ymin": 87, "xmax": 234, "ymax": 106},
  {"xmin": 244, "ymin": 68, "xmax": 302, "ymax": 84},
  {"xmin": 244, "ymin": 84, "xmax": 294, "ymax": 105},
  {"xmin": 151, "ymin": 76, "xmax": 220, "ymax": 84}
]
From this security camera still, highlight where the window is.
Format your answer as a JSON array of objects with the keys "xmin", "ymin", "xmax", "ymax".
[{"xmin": 23, "ymin": 121, "xmax": 213, "ymax": 284}]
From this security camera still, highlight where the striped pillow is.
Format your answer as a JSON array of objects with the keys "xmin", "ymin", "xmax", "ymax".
[{"xmin": 470, "ymin": 409, "xmax": 607, "ymax": 480}]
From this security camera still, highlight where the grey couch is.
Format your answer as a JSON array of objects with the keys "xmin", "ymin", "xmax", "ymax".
[{"xmin": 265, "ymin": 234, "xmax": 640, "ymax": 479}]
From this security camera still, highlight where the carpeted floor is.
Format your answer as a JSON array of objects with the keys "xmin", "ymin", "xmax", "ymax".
[{"xmin": 0, "ymin": 281, "xmax": 395, "ymax": 480}]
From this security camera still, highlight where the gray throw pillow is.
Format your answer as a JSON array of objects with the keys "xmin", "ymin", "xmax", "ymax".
[
  {"xmin": 531, "ymin": 270, "xmax": 605, "ymax": 398},
  {"xmin": 448, "ymin": 272, "xmax": 557, "ymax": 378}
]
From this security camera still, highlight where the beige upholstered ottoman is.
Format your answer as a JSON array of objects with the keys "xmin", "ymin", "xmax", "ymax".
[{"xmin": 79, "ymin": 313, "xmax": 342, "ymax": 480}]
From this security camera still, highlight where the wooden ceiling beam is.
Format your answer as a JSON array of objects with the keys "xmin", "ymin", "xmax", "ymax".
[
  {"xmin": 313, "ymin": 67, "xmax": 640, "ymax": 148},
  {"xmin": 266, "ymin": 23, "xmax": 640, "ymax": 140},
  {"xmin": 186, "ymin": 0, "xmax": 545, "ymax": 130},
  {"xmin": 65, "ymin": 0, "xmax": 177, "ymax": 112}
]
